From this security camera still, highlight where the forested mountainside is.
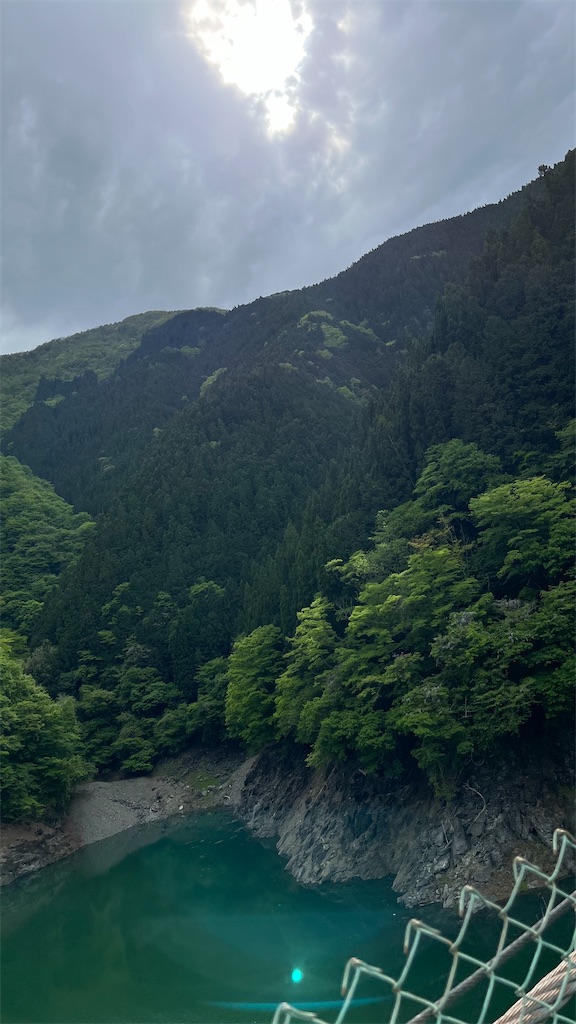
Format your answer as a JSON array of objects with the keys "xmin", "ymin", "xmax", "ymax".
[
  {"xmin": 0, "ymin": 455, "xmax": 93, "ymax": 635},
  {"xmin": 1, "ymin": 152, "xmax": 573, "ymax": 820},
  {"xmin": 5, "ymin": 180, "xmax": 533, "ymax": 515},
  {"xmin": 0, "ymin": 310, "xmax": 178, "ymax": 436}
]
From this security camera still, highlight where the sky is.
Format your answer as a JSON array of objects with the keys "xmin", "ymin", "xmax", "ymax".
[{"xmin": 1, "ymin": 1, "xmax": 574, "ymax": 355}]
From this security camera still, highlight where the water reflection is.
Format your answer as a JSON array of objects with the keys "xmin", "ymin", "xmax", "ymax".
[
  {"xmin": 2, "ymin": 813, "xmax": 407, "ymax": 1023},
  {"xmin": 1, "ymin": 812, "xmax": 572, "ymax": 1024}
]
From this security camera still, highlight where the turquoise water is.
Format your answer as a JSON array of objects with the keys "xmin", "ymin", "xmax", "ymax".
[{"xmin": 1, "ymin": 812, "xmax": 573, "ymax": 1024}]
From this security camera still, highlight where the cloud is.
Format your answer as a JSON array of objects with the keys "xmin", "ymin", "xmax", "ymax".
[
  {"xmin": 1, "ymin": 0, "xmax": 574, "ymax": 353},
  {"xmin": 182, "ymin": 0, "xmax": 314, "ymax": 132}
]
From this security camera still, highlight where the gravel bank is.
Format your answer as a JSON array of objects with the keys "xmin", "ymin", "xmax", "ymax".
[{"xmin": 0, "ymin": 746, "xmax": 248, "ymax": 885}]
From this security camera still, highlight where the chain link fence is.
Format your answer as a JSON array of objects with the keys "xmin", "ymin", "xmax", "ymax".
[{"xmin": 272, "ymin": 829, "xmax": 576, "ymax": 1024}]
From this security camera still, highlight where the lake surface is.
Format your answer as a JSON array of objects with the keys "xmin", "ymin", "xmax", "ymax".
[{"xmin": 1, "ymin": 812, "xmax": 572, "ymax": 1024}]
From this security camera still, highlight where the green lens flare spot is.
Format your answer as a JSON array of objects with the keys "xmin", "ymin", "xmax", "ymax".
[{"xmin": 291, "ymin": 968, "xmax": 303, "ymax": 983}]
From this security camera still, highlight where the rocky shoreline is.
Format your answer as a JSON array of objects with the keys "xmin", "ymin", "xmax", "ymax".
[
  {"xmin": 2, "ymin": 740, "xmax": 574, "ymax": 908},
  {"xmin": 0, "ymin": 746, "xmax": 248, "ymax": 886},
  {"xmin": 231, "ymin": 740, "xmax": 575, "ymax": 908}
]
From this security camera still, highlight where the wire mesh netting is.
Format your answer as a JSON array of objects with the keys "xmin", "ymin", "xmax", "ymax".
[{"xmin": 272, "ymin": 828, "xmax": 576, "ymax": 1024}]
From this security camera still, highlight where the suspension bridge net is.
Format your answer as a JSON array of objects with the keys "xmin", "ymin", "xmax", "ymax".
[{"xmin": 272, "ymin": 828, "xmax": 576, "ymax": 1024}]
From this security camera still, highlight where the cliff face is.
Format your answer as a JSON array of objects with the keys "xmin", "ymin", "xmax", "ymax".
[
  {"xmin": 231, "ymin": 740, "xmax": 575, "ymax": 907},
  {"xmin": 3, "ymin": 741, "xmax": 573, "ymax": 906}
]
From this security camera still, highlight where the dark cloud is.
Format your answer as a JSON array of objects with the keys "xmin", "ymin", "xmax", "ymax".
[{"xmin": 1, "ymin": 0, "xmax": 574, "ymax": 352}]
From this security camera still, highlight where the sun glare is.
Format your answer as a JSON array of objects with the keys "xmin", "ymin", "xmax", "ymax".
[{"xmin": 183, "ymin": 0, "xmax": 313, "ymax": 133}]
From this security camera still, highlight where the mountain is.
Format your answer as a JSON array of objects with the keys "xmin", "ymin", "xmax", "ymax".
[
  {"xmin": 4, "ymin": 177, "xmax": 537, "ymax": 513},
  {"xmin": 0, "ymin": 310, "xmax": 178, "ymax": 436},
  {"xmin": 1, "ymin": 151, "xmax": 573, "ymax": 816}
]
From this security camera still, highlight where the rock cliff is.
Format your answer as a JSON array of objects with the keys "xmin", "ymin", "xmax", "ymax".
[{"xmin": 230, "ymin": 738, "xmax": 575, "ymax": 907}]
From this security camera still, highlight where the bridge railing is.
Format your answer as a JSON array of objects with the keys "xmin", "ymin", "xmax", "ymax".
[{"xmin": 272, "ymin": 828, "xmax": 576, "ymax": 1024}]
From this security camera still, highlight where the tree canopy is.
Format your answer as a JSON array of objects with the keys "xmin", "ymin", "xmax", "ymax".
[{"xmin": 1, "ymin": 151, "xmax": 573, "ymax": 817}]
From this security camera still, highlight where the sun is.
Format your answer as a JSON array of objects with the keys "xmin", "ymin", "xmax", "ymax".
[{"xmin": 182, "ymin": 0, "xmax": 313, "ymax": 133}]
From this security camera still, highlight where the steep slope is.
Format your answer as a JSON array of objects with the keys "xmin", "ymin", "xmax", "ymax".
[
  {"xmin": 5, "ymin": 175, "xmax": 539, "ymax": 513},
  {"xmin": 5, "ymin": 152, "xmax": 574, "ymax": 806},
  {"xmin": 36, "ymin": 363, "xmax": 359, "ymax": 675},
  {"xmin": 0, "ymin": 310, "xmax": 178, "ymax": 436},
  {"xmin": 238, "ymin": 153, "xmax": 575, "ymax": 636},
  {"xmin": 0, "ymin": 455, "xmax": 93, "ymax": 635}
]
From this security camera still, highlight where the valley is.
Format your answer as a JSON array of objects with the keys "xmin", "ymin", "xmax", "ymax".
[{"xmin": 1, "ymin": 151, "xmax": 574, "ymax": 907}]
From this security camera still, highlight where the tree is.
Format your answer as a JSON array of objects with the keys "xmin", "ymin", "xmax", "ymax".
[
  {"xmin": 309, "ymin": 707, "xmax": 395, "ymax": 773},
  {"xmin": 111, "ymin": 714, "xmax": 155, "ymax": 774},
  {"xmin": 0, "ymin": 454, "xmax": 93, "ymax": 634},
  {"xmin": 169, "ymin": 581, "xmax": 231, "ymax": 698},
  {"xmin": 1, "ymin": 641, "xmax": 89, "ymax": 820},
  {"xmin": 470, "ymin": 477, "xmax": 574, "ymax": 590},
  {"xmin": 117, "ymin": 666, "xmax": 179, "ymax": 717},
  {"xmin": 274, "ymin": 597, "xmax": 338, "ymax": 740},
  {"xmin": 413, "ymin": 440, "xmax": 503, "ymax": 524},
  {"xmin": 225, "ymin": 626, "xmax": 284, "ymax": 749},
  {"xmin": 386, "ymin": 683, "xmax": 470, "ymax": 799},
  {"xmin": 187, "ymin": 657, "xmax": 229, "ymax": 745}
]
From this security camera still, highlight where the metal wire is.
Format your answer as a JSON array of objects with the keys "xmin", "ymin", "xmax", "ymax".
[{"xmin": 271, "ymin": 828, "xmax": 576, "ymax": 1024}]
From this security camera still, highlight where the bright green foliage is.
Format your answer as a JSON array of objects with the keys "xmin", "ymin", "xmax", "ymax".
[
  {"xmin": 320, "ymin": 324, "xmax": 347, "ymax": 349},
  {"xmin": 117, "ymin": 667, "xmax": 179, "ymax": 717},
  {"xmin": 199, "ymin": 367, "xmax": 227, "ymax": 397},
  {"xmin": 2, "ymin": 153, "xmax": 573, "ymax": 791},
  {"xmin": 413, "ymin": 440, "xmax": 503, "ymax": 522},
  {"xmin": 0, "ymin": 640, "xmax": 89, "ymax": 820},
  {"xmin": 0, "ymin": 455, "xmax": 93, "ymax": 634},
  {"xmin": 335, "ymin": 590, "xmax": 396, "ymax": 688},
  {"xmin": 187, "ymin": 657, "xmax": 229, "ymax": 745},
  {"xmin": 339, "ymin": 538, "xmax": 479, "ymax": 675},
  {"xmin": 225, "ymin": 626, "xmax": 284, "ymax": 749},
  {"xmin": 76, "ymin": 686, "xmax": 120, "ymax": 770},
  {"xmin": 310, "ymin": 534, "xmax": 481, "ymax": 782},
  {"xmin": 517, "ymin": 580, "xmax": 575, "ymax": 716},
  {"xmin": 387, "ymin": 683, "xmax": 470, "ymax": 798},
  {"xmin": 0, "ymin": 311, "xmax": 177, "ymax": 434},
  {"xmin": 265, "ymin": 457, "xmax": 573, "ymax": 791},
  {"xmin": 397, "ymin": 539, "xmax": 480, "ymax": 644},
  {"xmin": 111, "ymin": 714, "xmax": 156, "ymax": 775},
  {"xmin": 325, "ymin": 438, "xmax": 500, "ymax": 603},
  {"xmin": 274, "ymin": 597, "xmax": 338, "ymax": 740},
  {"xmin": 470, "ymin": 477, "xmax": 574, "ymax": 589},
  {"xmin": 76, "ymin": 663, "xmax": 180, "ymax": 772},
  {"xmin": 153, "ymin": 705, "xmax": 189, "ymax": 757},
  {"xmin": 309, "ymin": 708, "xmax": 393, "ymax": 773},
  {"xmin": 298, "ymin": 311, "xmax": 335, "ymax": 328}
]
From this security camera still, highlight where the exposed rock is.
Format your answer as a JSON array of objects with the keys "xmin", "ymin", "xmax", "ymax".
[
  {"xmin": 232, "ymin": 739, "xmax": 575, "ymax": 908},
  {"xmin": 2, "ymin": 739, "xmax": 574, "ymax": 911},
  {"xmin": 0, "ymin": 820, "xmax": 81, "ymax": 887},
  {"xmin": 0, "ymin": 745, "xmax": 245, "ymax": 886}
]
